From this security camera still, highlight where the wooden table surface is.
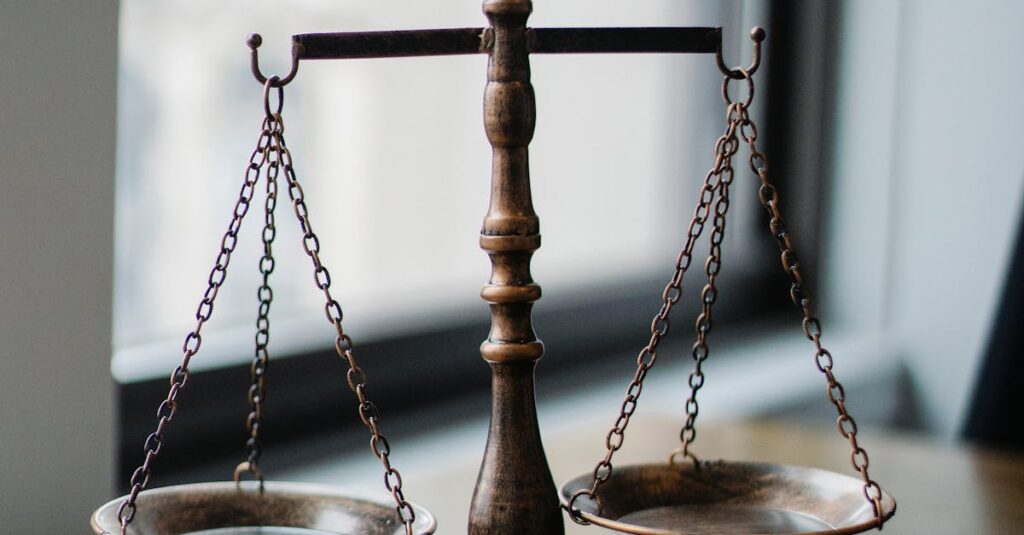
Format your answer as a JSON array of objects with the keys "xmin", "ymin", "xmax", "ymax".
[{"xmin": 404, "ymin": 417, "xmax": 1024, "ymax": 534}]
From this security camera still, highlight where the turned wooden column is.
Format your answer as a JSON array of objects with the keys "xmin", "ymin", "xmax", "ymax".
[{"xmin": 468, "ymin": 1, "xmax": 564, "ymax": 534}]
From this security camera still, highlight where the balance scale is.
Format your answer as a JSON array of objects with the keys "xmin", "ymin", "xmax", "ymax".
[{"xmin": 92, "ymin": 1, "xmax": 897, "ymax": 533}]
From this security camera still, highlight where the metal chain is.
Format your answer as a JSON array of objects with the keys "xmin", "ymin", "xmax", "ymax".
[
  {"xmin": 113, "ymin": 115, "xmax": 273, "ymax": 534},
  {"xmin": 733, "ymin": 69, "xmax": 887, "ymax": 527},
  {"xmin": 270, "ymin": 99, "xmax": 416, "ymax": 534},
  {"xmin": 566, "ymin": 97, "xmax": 744, "ymax": 525},
  {"xmin": 233, "ymin": 112, "xmax": 282, "ymax": 489},
  {"xmin": 672, "ymin": 100, "xmax": 741, "ymax": 464}
]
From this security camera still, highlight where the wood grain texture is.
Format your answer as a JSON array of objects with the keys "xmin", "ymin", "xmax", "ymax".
[{"xmin": 469, "ymin": 0, "xmax": 564, "ymax": 533}]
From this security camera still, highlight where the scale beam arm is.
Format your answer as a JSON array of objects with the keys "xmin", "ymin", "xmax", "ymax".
[
  {"xmin": 248, "ymin": 26, "xmax": 737, "ymax": 87},
  {"xmin": 292, "ymin": 27, "xmax": 722, "ymax": 59},
  {"xmin": 528, "ymin": 27, "xmax": 720, "ymax": 54},
  {"xmin": 295, "ymin": 28, "xmax": 488, "ymax": 60}
]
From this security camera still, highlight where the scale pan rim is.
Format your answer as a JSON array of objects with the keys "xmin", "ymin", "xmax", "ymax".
[
  {"xmin": 560, "ymin": 460, "xmax": 896, "ymax": 535},
  {"xmin": 90, "ymin": 480, "xmax": 437, "ymax": 535}
]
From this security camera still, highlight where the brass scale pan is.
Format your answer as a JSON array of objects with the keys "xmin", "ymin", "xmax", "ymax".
[
  {"xmin": 92, "ymin": 463, "xmax": 894, "ymax": 535},
  {"xmin": 561, "ymin": 461, "xmax": 897, "ymax": 535},
  {"xmin": 91, "ymin": 482, "xmax": 436, "ymax": 535}
]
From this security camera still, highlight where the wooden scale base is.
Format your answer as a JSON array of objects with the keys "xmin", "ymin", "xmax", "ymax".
[{"xmin": 94, "ymin": 1, "xmax": 895, "ymax": 534}]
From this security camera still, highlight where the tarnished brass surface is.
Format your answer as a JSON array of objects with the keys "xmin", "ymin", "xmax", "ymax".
[
  {"xmin": 91, "ymin": 482, "xmax": 436, "ymax": 535},
  {"xmin": 560, "ymin": 461, "xmax": 896, "ymax": 535},
  {"xmin": 468, "ymin": 1, "xmax": 564, "ymax": 534},
  {"xmin": 288, "ymin": 27, "xmax": 721, "ymax": 61}
]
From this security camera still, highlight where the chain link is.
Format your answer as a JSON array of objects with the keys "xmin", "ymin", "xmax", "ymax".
[
  {"xmin": 113, "ymin": 78, "xmax": 417, "ymax": 533},
  {"xmin": 569, "ymin": 68, "xmax": 889, "ymax": 529},
  {"xmin": 566, "ymin": 96, "xmax": 745, "ymax": 525},
  {"xmin": 272, "ymin": 113, "xmax": 416, "ymax": 534},
  {"xmin": 733, "ymin": 69, "xmax": 888, "ymax": 528},
  {"xmin": 114, "ymin": 116, "xmax": 273, "ymax": 534},
  {"xmin": 234, "ymin": 113, "xmax": 282, "ymax": 490},
  {"xmin": 672, "ymin": 101, "xmax": 741, "ymax": 464}
]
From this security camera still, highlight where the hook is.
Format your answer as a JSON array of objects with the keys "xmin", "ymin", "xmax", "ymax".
[
  {"xmin": 716, "ymin": 27, "xmax": 765, "ymax": 79},
  {"xmin": 247, "ymin": 33, "xmax": 301, "ymax": 87}
]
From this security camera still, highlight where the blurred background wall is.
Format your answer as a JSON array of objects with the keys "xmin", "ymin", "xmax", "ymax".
[
  {"xmin": 827, "ymin": 0, "xmax": 1024, "ymax": 436},
  {"xmin": 0, "ymin": 1, "xmax": 118, "ymax": 531}
]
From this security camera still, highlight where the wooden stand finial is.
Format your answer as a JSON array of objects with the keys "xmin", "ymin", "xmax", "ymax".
[{"xmin": 468, "ymin": 1, "xmax": 564, "ymax": 534}]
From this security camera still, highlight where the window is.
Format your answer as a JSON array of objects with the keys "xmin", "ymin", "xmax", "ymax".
[{"xmin": 115, "ymin": 0, "xmax": 800, "ymax": 480}]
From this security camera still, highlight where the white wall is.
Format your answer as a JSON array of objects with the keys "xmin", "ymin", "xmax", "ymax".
[
  {"xmin": 0, "ymin": 1, "xmax": 118, "ymax": 531},
  {"xmin": 828, "ymin": 0, "xmax": 1024, "ymax": 437}
]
